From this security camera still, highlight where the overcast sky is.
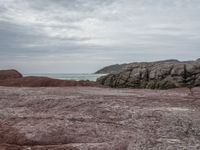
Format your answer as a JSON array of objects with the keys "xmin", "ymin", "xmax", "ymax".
[{"xmin": 0, "ymin": 0, "xmax": 200, "ymax": 73}]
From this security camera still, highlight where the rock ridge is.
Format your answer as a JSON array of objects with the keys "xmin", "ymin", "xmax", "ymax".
[
  {"xmin": 97, "ymin": 58, "xmax": 200, "ymax": 89},
  {"xmin": 0, "ymin": 70, "xmax": 97, "ymax": 87}
]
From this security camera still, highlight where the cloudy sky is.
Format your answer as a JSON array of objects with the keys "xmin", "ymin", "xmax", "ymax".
[{"xmin": 0, "ymin": 0, "xmax": 200, "ymax": 73}]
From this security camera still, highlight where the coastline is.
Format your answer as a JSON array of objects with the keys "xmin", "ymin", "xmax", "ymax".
[
  {"xmin": 0, "ymin": 70, "xmax": 101, "ymax": 87},
  {"xmin": 23, "ymin": 73, "xmax": 107, "ymax": 81},
  {"xmin": 0, "ymin": 68, "xmax": 200, "ymax": 149}
]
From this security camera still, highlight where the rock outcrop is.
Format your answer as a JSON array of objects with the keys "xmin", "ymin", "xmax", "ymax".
[
  {"xmin": 0, "ymin": 70, "xmax": 97, "ymax": 87},
  {"xmin": 0, "ymin": 76, "xmax": 97, "ymax": 87},
  {"xmin": 97, "ymin": 58, "xmax": 200, "ymax": 89},
  {"xmin": 0, "ymin": 69, "xmax": 23, "ymax": 80}
]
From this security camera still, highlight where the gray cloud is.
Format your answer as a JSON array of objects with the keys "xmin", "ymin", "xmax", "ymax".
[{"xmin": 0, "ymin": 0, "xmax": 200, "ymax": 73}]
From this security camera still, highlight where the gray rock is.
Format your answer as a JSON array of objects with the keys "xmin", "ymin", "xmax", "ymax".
[
  {"xmin": 194, "ymin": 74, "xmax": 200, "ymax": 86},
  {"xmin": 95, "ymin": 59, "xmax": 179, "ymax": 74},
  {"xmin": 97, "ymin": 59, "xmax": 200, "ymax": 89}
]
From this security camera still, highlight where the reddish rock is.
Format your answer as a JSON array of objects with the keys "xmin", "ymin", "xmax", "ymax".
[
  {"xmin": 0, "ymin": 76, "xmax": 98, "ymax": 87},
  {"xmin": 0, "ymin": 69, "xmax": 23, "ymax": 80},
  {"xmin": 0, "ymin": 87, "xmax": 200, "ymax": 149},
  {"xmin": 0, "ymin": 69, "xmax": 99, "ymax": 87}
]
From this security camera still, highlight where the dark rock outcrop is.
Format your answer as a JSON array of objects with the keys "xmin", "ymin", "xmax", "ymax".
[
  {"xmin": 97, "ymin": 58, "xmax": 200, "ymax": 89},
  {"xmin": 0, "ymin": 69, "xmax": 23, "ymax": 80},
  {"xmin": 95, "ymin": 59, "xmax": 180, "ymax": 74}
]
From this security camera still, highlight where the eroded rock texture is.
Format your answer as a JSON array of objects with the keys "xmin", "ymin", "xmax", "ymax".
[
  {"xmin": 0, "ymin": 87, "xmax": 200, "ymax": 150},
  {"xmin": 97, "ymin": 59, "xmax": 200, "ymax": 89}
]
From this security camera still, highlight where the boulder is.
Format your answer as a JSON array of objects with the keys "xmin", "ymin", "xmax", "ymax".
[
  {"xmin": 97, "ymin": 59, "xmax": 200, "ymax": 89},
  {"xmin": 0, "ymin": 69, "xmax": 22, "ymax": 80}
]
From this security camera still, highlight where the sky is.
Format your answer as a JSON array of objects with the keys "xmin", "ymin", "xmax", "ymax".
[{"xmin": 0, "ymin": 0, "xmax": 200, "ymax": 73}]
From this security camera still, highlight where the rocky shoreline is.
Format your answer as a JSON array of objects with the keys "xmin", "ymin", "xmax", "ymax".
[
  {"xmin": 0, "ymin": 62, "xmax": 200, "ymax": 150},
  {"xmin": 0, "ymin": 70, "xmax": 98, "ymax": 87},
  {"xmin": 97, "ymin": 58, "xmax": 200, "ymax": 89},
  {"xmin": 1, "ymin": 58, "xmax": 200, "ymax": 90}
]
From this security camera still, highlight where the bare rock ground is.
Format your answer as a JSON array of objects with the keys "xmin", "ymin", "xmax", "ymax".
[{"xmin": 0, "ymin": 86, "xmax": 200, "ymax": 150}]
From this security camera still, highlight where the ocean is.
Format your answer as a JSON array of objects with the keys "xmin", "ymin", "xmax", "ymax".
[{"xmin": 23, "ymin": 73, "xmax": 106, "ymax": 81}]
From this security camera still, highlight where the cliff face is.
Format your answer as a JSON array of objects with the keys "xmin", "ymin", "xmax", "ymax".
[{"xmin": 97, "ymin": 58, "xmax": 200, "ymax": 89}]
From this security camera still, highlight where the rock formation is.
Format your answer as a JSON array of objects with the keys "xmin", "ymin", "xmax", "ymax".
[
  {"xmin": 97, "ymin": 58, "xmax": 200, "ymax": 89},
  {"xmin": 0, "ymin": 76, "xmax": 98, "ymax": 87},
  {"xmin": 0, "ymin": 69, "xmax": 23, "ymax": 80},
  {"xmin": 0, "ymin": 70, "xmax": 97, "ymax": 87}
]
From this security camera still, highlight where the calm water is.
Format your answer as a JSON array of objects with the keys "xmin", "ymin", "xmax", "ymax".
[{"xmin": 23, "ymin": 73, "xmax": 106, "ymax": 81}]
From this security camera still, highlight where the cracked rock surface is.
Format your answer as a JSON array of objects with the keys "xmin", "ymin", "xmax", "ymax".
[
  {"xmin": 97, "ymin": 59, "xmax": 200, "ymax": 89},
  {"xmin": 0, "ymin": 86, "xmax": 200, "ymax": 150}
]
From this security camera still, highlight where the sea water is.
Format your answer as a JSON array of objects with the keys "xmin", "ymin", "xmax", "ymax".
[{"xmin": 23, "ymin": 73, "xmax": 106, "ymax": 81}]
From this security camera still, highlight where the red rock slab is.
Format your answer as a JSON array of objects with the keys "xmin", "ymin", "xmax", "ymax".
[{"xmin": 0, "ymin": 76, "xmax": 98, "ymax": 87}]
